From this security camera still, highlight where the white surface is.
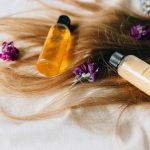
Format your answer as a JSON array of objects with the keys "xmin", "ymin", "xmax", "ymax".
[
  {"xmin": 0, "ymin": 0, "xmax": 149, "ymax": 150},
  {"xmin": 0, "ymin": 0, "xmax": 30, "ymax": 16}
]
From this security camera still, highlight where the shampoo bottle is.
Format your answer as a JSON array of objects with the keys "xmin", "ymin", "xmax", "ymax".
[{"xmin": 109, "ymin": 52, "xmax": 150, "ymax": 96}]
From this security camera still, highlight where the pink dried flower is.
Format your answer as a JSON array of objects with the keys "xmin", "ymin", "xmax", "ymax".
[
  {"xmin": 130, "ymin": 25, "xmax": 150, "ymax": 40},
  {"xmin": 0, "ymin": 41, "xmax": 19, "ymax": 61},
  {"xmin": 73, "ymin": 62, "xmax": 99, "ymax": 82}
]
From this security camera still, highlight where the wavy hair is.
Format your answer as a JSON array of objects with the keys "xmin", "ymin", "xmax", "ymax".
[{"xmin": 0, "ymin": 0, "xmax": 149, "ymax": 120}]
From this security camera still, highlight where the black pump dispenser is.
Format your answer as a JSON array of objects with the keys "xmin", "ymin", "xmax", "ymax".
[{"xmin": 57, "ymin": 15, "xmax": 71, "ymax": 29}]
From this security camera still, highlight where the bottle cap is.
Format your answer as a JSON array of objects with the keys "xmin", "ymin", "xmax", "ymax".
[
  {"xmin": 57, "ymin": 15, "xmax": 71, "ymax": 28},
  {"xmin": 109, "ymin": 52, "xmax": 124, "ymax": 69}
]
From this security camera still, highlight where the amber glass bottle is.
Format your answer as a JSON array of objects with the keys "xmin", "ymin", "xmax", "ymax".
[{"xmin": 36, "ymin": 15, "xmax": 71, "ymax": 77}]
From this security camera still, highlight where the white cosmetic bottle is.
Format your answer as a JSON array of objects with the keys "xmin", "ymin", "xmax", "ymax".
[{"xmin": 109, "ymin": 52, "xmax": 150, "ymax": 96}]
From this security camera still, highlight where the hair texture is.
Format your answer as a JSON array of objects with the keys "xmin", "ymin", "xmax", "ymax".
[{"xmin": 0, "ymin": 0, "xmax": 149, "ymax": 120}]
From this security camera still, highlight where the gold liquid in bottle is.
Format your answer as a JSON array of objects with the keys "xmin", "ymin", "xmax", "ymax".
[{"xmin": 36, "ymin": 15, "xmax": 72, "ymax": 77}]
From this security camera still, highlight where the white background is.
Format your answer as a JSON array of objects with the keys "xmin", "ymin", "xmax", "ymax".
[{"xmin": 0, "ymin": 0, "xmax": 149, "ymax": 150}]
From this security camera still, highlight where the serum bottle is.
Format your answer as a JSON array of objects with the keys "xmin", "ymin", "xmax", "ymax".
[
  {"xmin": 109, "ymin": 52, "xmax": 150, "ymax": 96},
  {"xmin": 36, "ymin": 15, "xmax": 72, "ymax": 77}
]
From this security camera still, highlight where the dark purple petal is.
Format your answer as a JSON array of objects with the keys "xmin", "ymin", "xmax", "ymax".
[
  {"xmin": 0, "ymin": 54, "xmax": 2, "ymax": 59},
  {"xmin": 8, "ymin": 41, "xmax": 14, "ymax": 47},
  {"xmin": 2, "ymin": 42, "xmax": 7, "ymax": 49},
  {"xmin": 87, "ymin": 63, "xmax": 94, "ymax": 74},
  {"xmin": 73, "ymin": 67, "xmax": 82, "ymax": 76},
  {"xmin": 80, "ymin": 64, "xmax": 88, "ymax": 73}
]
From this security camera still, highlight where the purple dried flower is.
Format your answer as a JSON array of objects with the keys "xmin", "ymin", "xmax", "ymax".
[
  {"xmin": 0, "ymin": 41, "xmax": 19, "ymax": 61},
  {"xmin": 130, "ymin": 25, "xmax": 150, "ymax": 40},
  {"xmin": 73, "ymin": 62, "xmax": 99, "ymax": 82}
]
